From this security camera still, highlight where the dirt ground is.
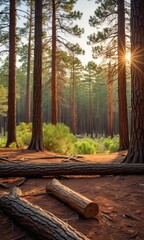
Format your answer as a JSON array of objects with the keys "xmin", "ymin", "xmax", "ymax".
[{"xmin": 0, "ymin": 148, "xmax": 144, "ymax": 240}]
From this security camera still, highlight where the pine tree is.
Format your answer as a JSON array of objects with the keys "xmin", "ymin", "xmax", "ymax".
[
  {"xmin": 44, "ymin": 0, "xmax": 84, "ymax": 124},
  {"xmin": 124, "ymin": 0, "xmax": 144, "ymax": 163},
  {"xmin": 6, "ymin": 0, "xmax": 17, "ymax": 147},
  {"xmin": 28, "ymin": 0, "xmax": 43, "ymax": 151}
]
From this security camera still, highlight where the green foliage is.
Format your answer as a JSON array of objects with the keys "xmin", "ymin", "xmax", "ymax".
[
  {"xmin": 0, "ymin": 84, "xmax": 8, "ymax": 117},
  {"xmin": 43, "ymin": 123, "xmax": 76, "ymax": 155},
  {"xmin": 1, "ymin": 122, "xmax": 119, "ymax": 154},
  {"xmin": 75, "ymin": 138, "xmax": 96, "ymax": 154},
  {"xmin": 9, "ymin": 142, "xmax": 17, "ymax": 149},
  {"xmin": 15, "ymin": 122, "xmax": 76, "ymax": 153},
  {"xmin": 16, "ymin": 122, "xmax": 32, "ymax": 147},
  {"xmin": 0, "ymin": 137, "xmax": 6, "ymax": 147},
  {"xmin": 104, "ymin": 136, "xmax": 119, "ymax": 153},
  {"xmin": 75, "ymin": 136, "xmax": 119, "ymax": 154}
]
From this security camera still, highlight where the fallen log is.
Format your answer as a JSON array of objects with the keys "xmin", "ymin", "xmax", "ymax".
[
  {"xmin": 0, "ymin": 163, "xmax": 144, "ymax": 178},
  {"xmin": 46, "ymin": 179, "xmax": 99, "ymax": 218},
  {"xmin": 0, "ymin": 188, "xmax": 89, "ymax": 240}
]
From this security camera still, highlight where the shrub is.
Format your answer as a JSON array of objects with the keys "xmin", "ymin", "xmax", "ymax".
[
  {"xmin": 9, "ymin": 142, "xmax": 17, "ymax": 148},
  {"xmin": 0, "ymin": 137, "xmax": 6, "ymax": 147},
  {"xmin": 16, "ymin": 122, "xmax": 32, "ymax": 147},
  {"xmin": 94, "ymin": 138, "xmax": 106, "ymax": 153},
  {"xmin": 43, "ymin": 123, "xmax": 76, "ymax": 155},
  {"xmin": 75, "ymin": 136, "xmax": 119, "ymax": 154},
  {"xmin": 75, "ymin": 138, "xmax": 96, "ymax": 154},
  {"xmin": 106, "ymin": 136, "xmax": 119, "ymax": 153}
]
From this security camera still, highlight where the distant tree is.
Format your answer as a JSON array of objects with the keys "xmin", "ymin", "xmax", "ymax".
[
  {"xmin": 107, "ymin": 60, "xmax": 114, "ymax": 138},
  {"xmin": 84, "ymin": 61, "xmax": 98, "ymax": 138},
  {"xmin": 46, "ymin": 0, "xmax": 84, "ymax": 124},
  {"xmin": 6, "ymin": 0, "xmax": 17, "ymax": 147},
  {"xmin": 51, "ymin": 0, "xmax": 57, "ymax": 124},
  {"xmin": 25, "ymin": 0, "xmax": 33, "ymax": 123},
  {"xmin": 28, "ymin": 0, "xmax": 43, "ymax": 151},
  {"xmin": 68, "ymin": 44, "xmax": 84, "ymax": 135},
  {"xmin": 124, "ymin": 0, "xmax": 144, "ymax": 163}
]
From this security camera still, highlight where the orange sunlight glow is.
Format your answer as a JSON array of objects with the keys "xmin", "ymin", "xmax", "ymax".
[{"xmin": 125, "ymin": 52, "xmax": 131, "ymax": 62}]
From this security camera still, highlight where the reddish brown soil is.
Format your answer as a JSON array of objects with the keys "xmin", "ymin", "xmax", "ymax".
[{"xmin": 0, "ymin": 148, "xmax": 144, "ymax": 240}]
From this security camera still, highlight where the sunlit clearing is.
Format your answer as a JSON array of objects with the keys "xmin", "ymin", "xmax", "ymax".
[{"xmin": 125, "ymin": 52, "xmax": 131, "ymax": 62}]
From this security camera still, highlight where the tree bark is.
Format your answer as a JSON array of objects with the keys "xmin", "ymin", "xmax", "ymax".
[
  {"xmin": 52, "ymin": 0, "xmax": 58, "ymax": 125},
  {"xmin": 46, "ymin": 179, "xmax": 99, "ymax": 218},
  {"xmin": 71, "ymin": 56, "xmax": 77, "ymax": 135},
  {"xmin": 107, "ymin": 61, "xmax": 114, "ymax": 138},
  {"xmin": 0, "ymin": 190, "xmax": 89, "ymax": 240},
  {"xmin": 124, "ymin": 0, "xmax": 144, "ymax": 163},
  {"xmin": 25, "ymin": 0, "xmax": 33, "ymax": 124},
  {"xmin": 28, "ymin": 0, "xmax": 43, "ymax": 151},
  {"xmin": 0, "ymin": 163, "xmax": 144, "ymax": 177},
  {"xmin": 6, "ymin": 0, "xmax": 17, "ymax": 147},
  {"xmin": 117, "ymin": 0, "xmax": 129, "ymax": 150}
]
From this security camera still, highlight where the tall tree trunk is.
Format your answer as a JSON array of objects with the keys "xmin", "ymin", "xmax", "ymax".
[
  {"xmin": 28, "ymin": 0, "xmax": 43, "ymax": 151},
  {"xmin": 107, "ymin": 61, "xmax": 114, "ymax": 138},
  {"xmin": 124, "ymin": 0, "xmax": 144, "ymax": 163},
  {"xmin": 118, "ymin": 0, "xmax": 129, "ymax": 150},
  {"xmin": 71, "ymin": 59, "xmax": 77, "ymax": 135},
  {"xmin": 52, "ymin": 0, "xmax": 58, "ymax": 125},
  {"xmin": 89, "ymin": 77, "xmax": 93, "ymax": 138},
  {"xmin": 25, "ymin": 0, "xmax": 33, "ymax": 124},
  {"xmin": 6, "ymin": 0, "xmax": 17, "ymax": 147}
]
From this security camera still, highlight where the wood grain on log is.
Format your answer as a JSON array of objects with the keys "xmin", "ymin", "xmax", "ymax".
[
  {"xmin": 0, "ymin": 163, "xmax": 144, "ymax": 177},
  {"xmin": 0, "ymin": 191, "xmax": 89, "ymax": 240},
  {"xmin": 46, "ymin": 179, "xmax": 99, "ymax": 218}
]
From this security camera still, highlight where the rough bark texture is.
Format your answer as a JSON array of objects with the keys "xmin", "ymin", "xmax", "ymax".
[
  {"xmin": 71, "ymin": 58, "xmax": 77, "ymax": 135},
  {"xmin": 124, "ymin": 0, "xmax": 144, "ymax": 163},
  {"xmin": 6, "ymin": 0, "xmax": 17, "ymax": 147},
  {"xmin": 25, "ymin": 0, "xmax": 32, "ymax": 124},
  {"xmin": 107, "ymin": 61, "xmax": 114, "ymax": 138},
  {"xmin": 0, "ymin": 163, "xmax": 144, "ymax": 177},
  {"xmin": 28, "ymin": 0, "xmax": 43, "ymax": 151},
  {"xmin": 0, "ymin": 191, "xmax": 89, "ymax": 240},
  {"xmin": 46, "ymin": 179, "xmax": 99, "ymax": 218},
  {"xmin": 89, "ymin": 76, "xmax": 93, "ymax": 138},
  {"xmin": 52, "ymin": 0, "xmax": 58, "ymax": 125},
  {"xmin": 117, "ymin": 0, "xmax": 129, "ymax": 150}
]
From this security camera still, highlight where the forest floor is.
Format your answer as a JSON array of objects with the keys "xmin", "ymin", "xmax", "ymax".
[{"xmin": 0, "ymin": 148, "xmax": 144, "ymax": 240}]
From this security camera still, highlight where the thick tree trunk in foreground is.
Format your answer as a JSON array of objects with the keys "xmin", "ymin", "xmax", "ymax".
[
  {"xmin": 117, "ymin": 0, "xmax": 129, "ymax": 150},
  {"xmin": 6, "ymin": 0, "xmax": 17, "ymax": 147},
  {"xmin": 28, "ymin": 0, "xmax": 43, "ymax": 151},
  {"xmin": 46, "ymin": 179, "xmax": 99, "ymax": 218},
  {"xmin": 124, "ymin": 0, "xmax": 144, "ymax": 163},
  {"xmin": 0, "ymin": 190, "xmax": 89, "ymax": 240},
  {"xmin": 0, "ymin": 163, "xmax": 144, "ymax": 177}
]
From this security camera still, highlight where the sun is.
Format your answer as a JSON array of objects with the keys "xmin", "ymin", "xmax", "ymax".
[{"xmin": 125, "ymin": 52, "xmax": 131, "ymax": 62}]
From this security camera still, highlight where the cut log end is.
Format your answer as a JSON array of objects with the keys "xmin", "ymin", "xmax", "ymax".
[
  {"xmin": 84, "ymin": 202, "xmax": 99, "ymax": 218},
  {"xmin": 46, "ymin": 179, "xmax": 99, "ymax": 218}
]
